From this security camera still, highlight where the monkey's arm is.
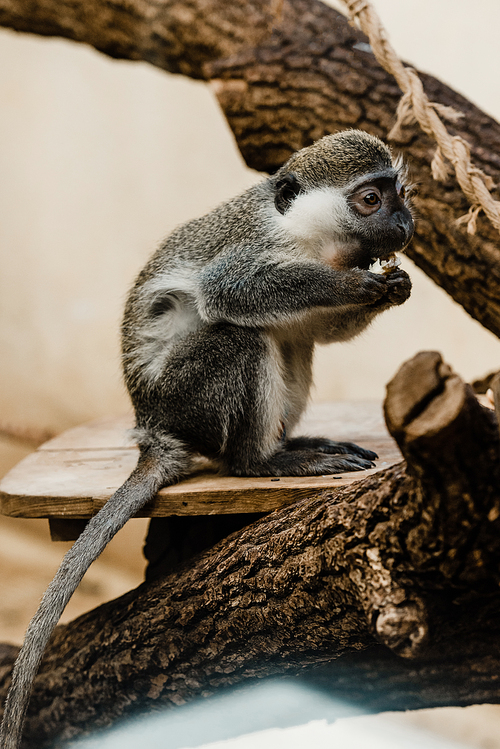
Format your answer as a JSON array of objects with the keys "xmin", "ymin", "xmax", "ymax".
[
  {"xmin": 312, "ymin": 269, "xmax": 412, "ymax": 342},
  {"xmin": 197, "ymin": 250, "xmax": 390, "ymax": 326}
]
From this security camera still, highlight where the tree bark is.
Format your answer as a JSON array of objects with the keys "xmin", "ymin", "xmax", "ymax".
[
  {"xmin": 1, "ymin": 352, "xmax": 500, "ymax": 747},
  {"xmin": 1, "ymin": 0, "xmax": 500, "ymax": 338}
]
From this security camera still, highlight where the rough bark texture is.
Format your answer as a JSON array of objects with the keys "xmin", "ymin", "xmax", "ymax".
[
  {"xmin": 1, "ymin": 353, "xmax": 500, "ymax": 747},
  {"xmin": 0, "ymin": 0, "xmax": 277, "ymax": 78},
  {"xmin": 1, "ymin": 0, "xmax": 500, "ymax": 337}
]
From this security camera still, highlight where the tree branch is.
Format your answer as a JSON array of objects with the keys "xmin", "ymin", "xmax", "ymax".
[
  {"xmin": 0, "ymin": 0, "xmax": 278, "ymax": 78},
  {"xmin": 1, "ymin": 352, "xmax": 500, "ymax": 747}
]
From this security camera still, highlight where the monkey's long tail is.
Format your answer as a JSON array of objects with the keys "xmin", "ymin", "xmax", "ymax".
[{"xmin": 0, "ymin": 437, "xmax": 190, "ymax": 749}]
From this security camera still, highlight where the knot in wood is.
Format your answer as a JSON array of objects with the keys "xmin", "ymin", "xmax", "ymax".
[{"xmin": 375, "ymin": 600, "xmax": 428, "ymax": 658}]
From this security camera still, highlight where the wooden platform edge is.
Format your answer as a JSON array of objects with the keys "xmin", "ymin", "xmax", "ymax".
[
  {"xmin": 0, "ymin": 476, "xmax": 360, "ymax": 519},
  {"xmin": 0, "ymin": 403, "xmax": 403, "ymax": 543}
]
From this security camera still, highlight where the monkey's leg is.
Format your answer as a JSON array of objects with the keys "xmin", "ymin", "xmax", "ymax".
[
  {"xmin": 284, "ymin": 436, "xmax": 377, "ymax": 461},
  {"xmin": 136, "ymin": 323, "xmax": 374, "ymax": 479}
]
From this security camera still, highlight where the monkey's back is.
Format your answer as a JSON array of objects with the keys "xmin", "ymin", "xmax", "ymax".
[{"xmin": 120, "ymin": 180, "xmax": 279, "ymax": 402}]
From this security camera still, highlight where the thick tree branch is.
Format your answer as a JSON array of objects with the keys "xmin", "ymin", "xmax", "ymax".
[
  {"xmin": 0, "ymin": 0, "xmax": 278, "ymax": 78},
  {"xmin": 1, "ymin": 353, "xmax": 500, "ymax": 747},
  {"xmin": 1, "ymin": 0, "xmax": 500, "ymax": 337}
]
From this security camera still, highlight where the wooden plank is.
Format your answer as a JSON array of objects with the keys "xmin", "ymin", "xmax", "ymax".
[
  {"xmin": 0, "ymin": 402, "xmax": 402, "ymax": 519},
  {"xmin": 37, "ymin": 402, "xmax": 392, "ymax": 451},
  {"xmin": 38, "ymin": 414, "xmax": 136, "ymax": 451}
]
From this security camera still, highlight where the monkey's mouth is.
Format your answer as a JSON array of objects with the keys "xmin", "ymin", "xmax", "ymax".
[
  {"xmin": 359, "ymin": 239, "xmax": 408, "ymax": 270},
  {"xmin": 367, "ymin": 252, "xmax": 401, "ymax": 273},
  {"xmin": 328, "ymin": 242, "xmax": 406, "ymax": 272},
  {"xmin": 362, "ymin": 218, "xmax": 414, "ymax": 270}
]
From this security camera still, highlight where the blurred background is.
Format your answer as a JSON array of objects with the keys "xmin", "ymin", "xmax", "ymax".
[{"xmin": 1, "ymin": 0, "xmax": 500, "ymax": 746}]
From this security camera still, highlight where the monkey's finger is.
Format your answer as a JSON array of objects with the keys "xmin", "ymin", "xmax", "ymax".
[
  {"xmin": 384, "ymin": 268, "xmax": 411, "ymax": 284},
  {"xmin": 319, "ymin": 454, "xmax": 376, "ymax": 473},
  {"xmin": 324, "ymin": 440, "xmax": 378, "ymax": 461},
  {"xmin": 355, "ymin": 272, "xmax": 388, "ymax": 303}
]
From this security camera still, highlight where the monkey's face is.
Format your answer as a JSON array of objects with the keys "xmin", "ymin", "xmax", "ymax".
[
  {"xmin": 273, "ymin": 167, "xmax": 414, "ymax": 272},
  {"xmin": 344, "ymin": 172, "xmax": 414, "ymax": 269}
]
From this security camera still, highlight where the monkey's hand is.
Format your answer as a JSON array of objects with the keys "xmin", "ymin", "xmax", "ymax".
[
  {"xmin": 345, "ymin": 268, "xmax": 391, "ymax": 305},
  {"xmin": 358, "ymin": 268, "xmax": 411, "ymax": 310},
  {"xmin": 382, "ymin": 268, "xmax": 412, "ymax": 307},
  {"xmin": 328, "ymin": 268, "xmax": 412, "ymax": 309}
]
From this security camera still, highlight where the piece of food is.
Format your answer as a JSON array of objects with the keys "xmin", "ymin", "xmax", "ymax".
[{"xmin": 380, "ymin": 253, "xmax": 402, "ymax": 273}]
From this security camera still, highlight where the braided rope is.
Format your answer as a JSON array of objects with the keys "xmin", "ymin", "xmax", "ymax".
[{"xmin": 341, "ymin": 0, "xmax": 500, "ymax": 235}]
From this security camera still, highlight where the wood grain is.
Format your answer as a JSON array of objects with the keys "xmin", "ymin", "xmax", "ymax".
[{"xmin": 0, "ymin": 402, "xmax": 401, "ymax": 519}]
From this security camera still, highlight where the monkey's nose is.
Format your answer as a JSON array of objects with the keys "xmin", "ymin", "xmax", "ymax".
[{"xmin": 397, "ymin": 216, "xmax": 414, "ymax": 244}]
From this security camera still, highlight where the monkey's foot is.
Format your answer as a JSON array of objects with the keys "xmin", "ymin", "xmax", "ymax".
[
  {"xmin": 285, "ymin": 436, "xmax": 378, "ymax": 461},
  {"xmin": 233, "ymin": 449, "xmax": 375, "ymax": 477}
]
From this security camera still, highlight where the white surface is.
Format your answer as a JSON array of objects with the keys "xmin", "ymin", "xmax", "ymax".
[{"xmin": 72, "ymin": 682, "xmax": 479, "ymax": 749}]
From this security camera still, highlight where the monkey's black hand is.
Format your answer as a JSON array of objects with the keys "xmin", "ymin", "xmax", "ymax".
[
  {"xmin": 285, "ymin": 436, "xmax": 378, "ymax": 461},
  {"xmin": 384, "ymin": 268, "xmax": 412, "ymax": 306},
  {"xmin": 349, "ymin": 268, "xmax": 389, "ymax": 304}
]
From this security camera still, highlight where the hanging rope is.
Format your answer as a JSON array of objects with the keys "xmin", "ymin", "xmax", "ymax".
[{"xmin": 341, "ymin": 0, "xmax": 500, "ymax": 235}]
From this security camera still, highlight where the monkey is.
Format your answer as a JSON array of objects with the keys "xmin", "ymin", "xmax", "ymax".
[{"xmin": 0, "ymin": 129, "xmax": 413, "ymax": 748}]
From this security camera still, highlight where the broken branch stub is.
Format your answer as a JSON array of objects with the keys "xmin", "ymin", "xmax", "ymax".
[{"xmin": 384, "ymin": 351, "xmax": 500, "ymax": 587}]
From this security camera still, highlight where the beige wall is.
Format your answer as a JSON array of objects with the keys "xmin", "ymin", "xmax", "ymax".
[{"xmin": 0, "ymin": 31, "xmax": 260, "ymax": 436}]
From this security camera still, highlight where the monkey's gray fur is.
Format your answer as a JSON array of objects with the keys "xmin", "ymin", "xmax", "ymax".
[{"xmin": 0, "ymin": 129, "xmax": 413, "ymax": 748}]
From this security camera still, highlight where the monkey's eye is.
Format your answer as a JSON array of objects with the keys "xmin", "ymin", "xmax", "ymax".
[
  {"xmin": 398, "ymin": 183, "xmax": 406, "ymax": 200},
  {"xmin": 363, "ymin": 192, "xmax": 380, "ymax": 206},
  {"xmin": 349, "ymin": 183, "xmax": 383, "ymax": 216}
]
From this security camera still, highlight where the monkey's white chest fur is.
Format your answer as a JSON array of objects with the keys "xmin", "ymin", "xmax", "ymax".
[{"xmin": 275, "ymin": 186, "xmax": 356, "ymax": 266}]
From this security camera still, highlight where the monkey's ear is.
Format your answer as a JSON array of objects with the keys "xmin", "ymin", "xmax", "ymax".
[{"xmin": 274, "ymin": 173, "xmax": 302, "ymax": 214}]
